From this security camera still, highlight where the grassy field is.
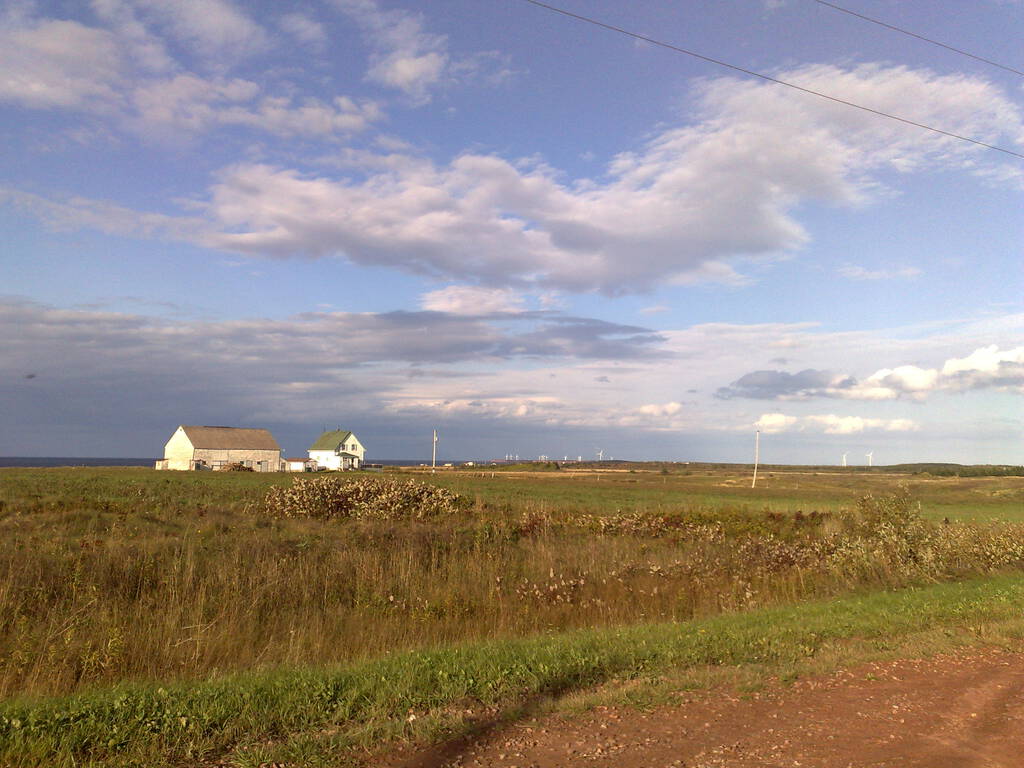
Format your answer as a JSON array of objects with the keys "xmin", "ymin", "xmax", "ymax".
[
  {"xmin": 1, "ymin": 465, "xmax": 1023, "ymax": 766},
  {"xmin": 420, "ymin": 465, "xmax": 1024, "ymax": 522}
]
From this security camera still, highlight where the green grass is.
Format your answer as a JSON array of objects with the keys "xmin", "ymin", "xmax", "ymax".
[
  {"xmin": 4, "ymin": 464, "xmax": 1021, "ymax": 521},
  {"xmin": 2, "ymin": 574, "xmax": 1023, "ymax": 768},
  {"xmin": 420, "ymin": 465, "xmax": 1024, "ymax": 522}
]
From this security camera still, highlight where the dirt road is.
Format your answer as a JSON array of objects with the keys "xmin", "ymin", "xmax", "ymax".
[{"xmin": 385, "ymin": 649, "xmax": 1024, "ymax": 768}]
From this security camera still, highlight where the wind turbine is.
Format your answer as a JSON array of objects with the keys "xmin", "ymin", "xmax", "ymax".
[
  {"xmin": 865, "ymin": 451, "xmax": 873, "ymax": 467},
  {"xmin": 596, "ymin": 449, "xmax": 604, "ymax": 461},
  {"xmin": 842, "ymin": 453, "xmax": 848, "ymax": 468}
]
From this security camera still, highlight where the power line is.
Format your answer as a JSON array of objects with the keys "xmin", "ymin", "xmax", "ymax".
[
  {"xmin": 815, "ymin": 0, "xmax": 1024, "ymax": 78},
  {"xmin": 519, "ymin": 0, "xmax": 1024, "ymax": 161}
]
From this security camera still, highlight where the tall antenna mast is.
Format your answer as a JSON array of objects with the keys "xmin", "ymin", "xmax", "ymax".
[
  {"xmin": 432, "ymin": 429, "xmax": 438, "ymax": 473},
  {"xmin": 751, "ymin": 429, "xmax": 761, "ymax": 488}
]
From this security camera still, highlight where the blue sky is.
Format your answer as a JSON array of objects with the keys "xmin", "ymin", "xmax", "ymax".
[{"xmin": 1, "ymin": 0, "xmax": 1021, "ymax": 463}]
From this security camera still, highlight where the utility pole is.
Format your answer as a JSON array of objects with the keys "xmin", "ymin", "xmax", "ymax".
[
  {"xmin": 751, "ymin": 429, "xmax": 760, "ymax": 489},
  {"xmin": 431, "ymin": 429, "xmax": 437, "ymax": 473}
]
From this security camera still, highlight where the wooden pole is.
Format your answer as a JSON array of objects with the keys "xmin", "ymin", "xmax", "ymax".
[{"xmin": 751, "ymin": 430, "xmax": 760, "ymax": 489}]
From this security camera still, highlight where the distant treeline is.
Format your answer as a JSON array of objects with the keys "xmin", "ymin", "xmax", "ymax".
[
  {"xmin": 890, "ymin": 463, "xmax": 1024, "ymax": 477},
  {"xmin": 459, "ymin": 460, "xmax": 1024, "ymax": 477}
]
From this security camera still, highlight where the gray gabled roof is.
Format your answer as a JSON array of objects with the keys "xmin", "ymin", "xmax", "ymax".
[
  {"xmin": 180, "ymin": 426, "xmax": 280, "ymax": 451},
  {"xmin": 308, "ymin": 429, "xmax": 356, "ymax": 451}
]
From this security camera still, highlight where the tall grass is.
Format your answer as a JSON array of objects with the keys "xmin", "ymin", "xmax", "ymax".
[
  {"xmin": 2, "ymin": 471, "xmax": 1024, "ymax": 701},
  {"xmin": 5, "ymin": 574, "xmax": 1024, "ymax": 768}
]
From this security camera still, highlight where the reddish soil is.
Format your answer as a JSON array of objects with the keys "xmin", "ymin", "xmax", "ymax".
[{"xmin": 384, "ymin": 649, "xmax": 1024, "ymax": 768}]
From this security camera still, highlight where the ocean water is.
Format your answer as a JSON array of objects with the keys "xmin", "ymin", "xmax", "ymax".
[{"xmin": 0, "ymin": 457, "xmax": 157, "ymax": 468}]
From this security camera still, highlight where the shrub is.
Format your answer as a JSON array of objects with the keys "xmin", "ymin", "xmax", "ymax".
[{"xmin": 262, "ymin": 476, "xmax": 466, "ymax": 520}]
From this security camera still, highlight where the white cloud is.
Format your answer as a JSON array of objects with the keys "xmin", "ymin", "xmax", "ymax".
[
  {"xmin": 838, "ymin": 265, "xmax": 922, "ymax": 280},
  {"xmin": 333, "ymin": 0, "xmax": 451, "ymax": 102},
  {"xmin": 76, "ymin": 62, "xmax": 1017, "ymax": 293},
  {"xmin": 942, "ymin": 345, "xmax": 1024, "ymax": 392},
  {"xmin": 0, "ymin": 17, "xmax": 125, "ymax": 110},
  {"xmin": 129, "ymin": 76, "xmax": 382, "ymax": 137},
  {"xmin": 723, "ymin": 346, "xmax": 1024, "ymax": 403},
  {"xmin": 757, "ymin": 413, "xmax": 919, "ymax": 434},
  {"xmin": 333, "ymin": 0, "xmax": 508, "ymax": 103},
  {"xmin": 5, "ymin": 59, "xmax": 1021, "ymax": 290},
  {"xmin": 420, "ymin": 286, "xmax": 526, "ymax": 315},
  {"xmin": 756, "ymin": 413, "xmax": 799, "ymax": 433},
  {"xmin": 805, "ymin": 414, "xmax": 919, "ymax": 434},
  {"xmin": 0, "ymin": 7, "xmax": 378, "ymax": 141},
  {"xmin": 279, "ymin": 11, "xmax": 327, "ymax": 48},
  {"xmin": 639, "ymin": 305, "xmax": 670, "ymax": 315},
  {"xmin": 942, "ymin": 345, "xmax": 1023, "ymax": 376},
  {"xmin": 91, "ymin": 0, "xmax": 176, "ymax": 72},
  {"xmin": 637, "ymin": 401, "xmax": 683, "ymax": 417},
  {"xmin": 128, "ymin": 0, "xmax": 269, "ymax": 66}
]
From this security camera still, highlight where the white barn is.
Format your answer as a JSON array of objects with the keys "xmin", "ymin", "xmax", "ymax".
[
  {"xmin": 308, "ymin": 429, "xmax": 365, "ymax": 470},
  {"xmin": 155, "ymin": 425, "xmax": 282, "ymax": 471}
]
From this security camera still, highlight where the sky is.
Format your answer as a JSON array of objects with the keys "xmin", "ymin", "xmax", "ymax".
[{"xmin": 1, "ymin": 0, "xmax": 1022, "ymax": 464}]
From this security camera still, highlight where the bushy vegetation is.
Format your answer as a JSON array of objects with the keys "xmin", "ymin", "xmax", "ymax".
[{"xmin": 261, "ymin": 475, "xmax": 466, "ymax": 519}]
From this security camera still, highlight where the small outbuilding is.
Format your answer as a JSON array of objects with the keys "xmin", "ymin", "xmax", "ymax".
[
  {"xmin": 308, "ymin": 429, "xmax": 365, "ymax": 470},
  {"xmin": 284, "ymin": 457, "xmax": 317, "ymax": 472},
  {"xmin": 155, "ymin": 425, "xmax": 282, "ymax": 471}
]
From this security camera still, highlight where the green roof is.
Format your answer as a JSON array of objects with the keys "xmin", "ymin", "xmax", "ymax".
[{"xmin": 308, "ymin": 430, "xmax": 353, "ymax": 451}]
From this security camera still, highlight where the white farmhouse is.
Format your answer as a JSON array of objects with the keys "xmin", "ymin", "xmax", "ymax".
[
  {"xmin": 155, "ymin": 425, "xmax": 282, "ymax": 471},
  {"xmin": 308, "ymin": 429, "xmax": 365, "ymax": 470}
]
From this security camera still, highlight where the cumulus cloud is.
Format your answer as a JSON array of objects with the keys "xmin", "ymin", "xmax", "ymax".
[
  {"xmin": 0, "ymin": 5, "xmax": 377, "ymax": 141},
  {"xmin": 838, "ymin": 265, "xmax": 922, "ymax": 280},
  {"xmin": 129, "ymin": 75, "xmax": 382, "ymax": 137},
  {"xmin": 756, "ymin": 413, "xmax": 918, "ymax": 434},
  {"xmin": 805, "ymin": 415, "xmax": 919, "ymax": 434},
  {"xmin": 716, "ymin": 369, "xmax": 855, "ymax": 399},
  {"xmin": 278, "ymin": 11, "xmax": 327, "ymax": 48},
  {"xmin": 126, "ymin": 0, "xmax": 269, "ymax": 66},
  {"xmin": 942, "ymin": 345, "xmax": 1024, "ymax": 391},
  {"xmin": 722, "ymin": 346, "xmax": 1024, "ymax": 402},
  {"xmin": 755, "ymin": 413, "xmax": 799, "ymax": 433},
  {"xmin": 0, "ymin": 17, "xmax": 126, "ymax": 110},
  {"xmin": 637, "ymin": 401, "xmax": 683, "ymax": 417},
  {"xmin": 419, "ymin": 286, "xmax": 526, "ymax": 315},
  {"xmin": 22, "ymin": 61, "xmax": 1014, "ymax": 293},
  {"xmin": 333, "ymin": 0, "xmax": 507, "ymax": 103}
]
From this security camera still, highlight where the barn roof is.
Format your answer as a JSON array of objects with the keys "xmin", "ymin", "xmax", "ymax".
[
  {"xmin": 180, "ymin": 426, "xmax": 280, "ymax": 451},
  {"xmin": 308, "ymin": 429, "xmax": 354, "ymax": 451}
]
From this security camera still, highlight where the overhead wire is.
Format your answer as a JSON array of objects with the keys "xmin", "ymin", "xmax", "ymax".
[
  {"xmin": 814, "ymin": 0, "xmax": 1024, "ymax": 78},
  {"xmin": 518, "ymin": 0, "xmax": 1024, "ymax": 161}
]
